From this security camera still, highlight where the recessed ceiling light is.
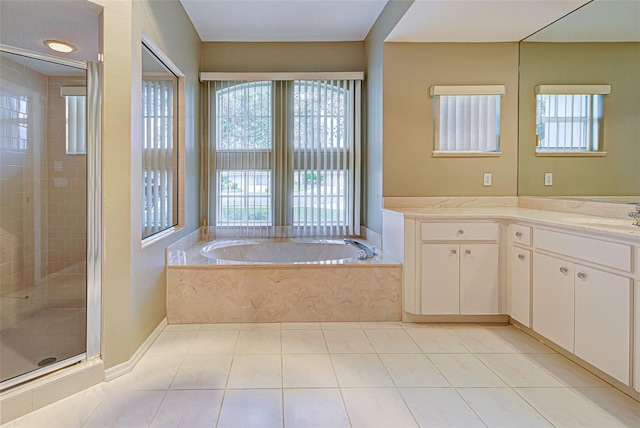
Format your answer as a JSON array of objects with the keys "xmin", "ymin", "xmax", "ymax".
[{"xmin": 44, "ymin": 40, "xmax": 76, "ymax": 53}]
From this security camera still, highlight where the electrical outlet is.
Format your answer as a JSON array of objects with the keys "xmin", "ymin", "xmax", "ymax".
[
  {"xmin": 483, "ymin": 173, "xmax": 492, "ymax": 187},
  {"xmin": 544, "ymin": 172, "xmax": 553, "ymax": 186}
]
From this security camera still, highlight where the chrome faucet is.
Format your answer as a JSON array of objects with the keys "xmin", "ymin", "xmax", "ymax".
[
  {"xmin": 344, "ymin": 239, "xmax": 379, "ymax": 260},
  {"xmin": 628, "ymin": 202, "xmax": 640, "ymax": 226}
]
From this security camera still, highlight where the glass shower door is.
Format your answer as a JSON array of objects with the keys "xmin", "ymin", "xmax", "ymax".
[{"xmin": 0, "ymin": 49, "xmax": 88, "ymax": 386}]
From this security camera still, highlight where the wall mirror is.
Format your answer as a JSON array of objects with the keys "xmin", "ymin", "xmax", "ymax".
[{"xmin": 518, "ymin": 0, "xmax": 640, "ymax": 200}]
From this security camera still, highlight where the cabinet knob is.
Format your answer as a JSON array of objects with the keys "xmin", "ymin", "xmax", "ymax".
[
  {"xmin": 518, "ymin": 254, "xmax": 525, "ymax": 260},
  {"xmin": 458, "ymin": 229, "xmax": 464, "ymax": 235},
  {"xmin": 465, "ymin": 249, "xmax": 472, "ymax": 255},
  {"xmin": 515, "ymin": 232, "xmax": 523, "ymax": 238},
  {"xmin": 559, "ymin": 267, "xmax": 569, "ymax": 274},
  {"xmin": 451, "ymin": 249, "xmax": 457, "ymax": 255},
  {"xmin": 577, "ymin": 272, "xmax": 587, "ymax": 279}
]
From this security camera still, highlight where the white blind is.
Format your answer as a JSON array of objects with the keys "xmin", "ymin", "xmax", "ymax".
[
  {"xmin": 434, "ymin": 95, "xmax": 501, "ymax": 152},
  {"xmin": 212, "ymin": 79, "xmax": 360, "ymax": 238},
  {"xmin": 536, "ymin": 93, "xmax": 603, "ymax": 152},
  {"xmin": 63, "ymin": 88, "xmax": 86, "ymax": 155},
  {"xmin": 142, "ymin": 79, "xmax": 177, "ymax": 239}
]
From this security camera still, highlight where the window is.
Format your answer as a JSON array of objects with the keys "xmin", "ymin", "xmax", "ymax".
[
  {"xmin": 210, "ymin": 76, "xmax": 361, "ymax": 237},
  {"xmin": 61, "ymin": 86, "xmax": 86, "ymax": 155},
  {"xmin": 535, "ymin": 85, "xmax": 610, "ymax": 154},
  {"xmin": 141, "ymin": 41, "xmax": 180, "ymax": 240},
  {"xmin": 431, "ymin": 85, "xmax": 505, "ymax": 156}
]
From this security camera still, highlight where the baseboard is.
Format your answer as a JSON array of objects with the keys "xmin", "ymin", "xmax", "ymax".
[
  {"xmin": 104, "ymin": 317, "xmax": 167, "ymax": 381},
  {"xmin": 402, "ymin": 313, "xmax": 510, "ymax": 323}
]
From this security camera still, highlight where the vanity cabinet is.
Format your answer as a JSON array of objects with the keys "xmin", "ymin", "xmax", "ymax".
[
  {"xmin": 532, "ymin": 231, "xmax": 632, "ymax": 385},
  {"xmin": 509, "ymin": 224, "xmax": 532, "ymax": 327},
  {"xmin": 418, "ymin": 222, "xmax": 499, "ymax": 315}
]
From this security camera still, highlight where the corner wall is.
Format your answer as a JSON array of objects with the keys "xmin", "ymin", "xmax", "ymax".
[{"xmin": 383, "ymin": 42, "xmax": 519, "ymax": 198}]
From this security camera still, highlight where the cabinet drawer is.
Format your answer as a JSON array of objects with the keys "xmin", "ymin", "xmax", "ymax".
[
  {"xmin": 509, "ymin": 224, "xmax": 532, "ymax": 246},
  {"xmin": 420, "ymin": 222, "xmax": 498, "ymax": 241},
  {"xmin": 535, "ymin": 229, "xmax": 631, "ymax": 272}
]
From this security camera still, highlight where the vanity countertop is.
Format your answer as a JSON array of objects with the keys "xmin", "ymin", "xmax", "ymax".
[{"xmin": 383, "ymin": 206, "xmax": 640, "ymax": 240}]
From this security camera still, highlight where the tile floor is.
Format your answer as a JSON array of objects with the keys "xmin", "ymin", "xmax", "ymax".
[{"xmin": 5, "ymin": 322, "xmax": 640, "ymax": 427}]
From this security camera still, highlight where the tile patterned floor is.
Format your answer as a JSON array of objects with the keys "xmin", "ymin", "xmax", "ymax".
[{"xmin": 5, "ymin": 322, "xmax": 640, "ymax": 427}]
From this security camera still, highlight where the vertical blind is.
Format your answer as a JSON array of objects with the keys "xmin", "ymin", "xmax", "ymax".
[
  {"xmin": 61, "ymin": 86, "xmax": 86, "ymax": 154},
  {"xmin": 434, "ymin": 95, "xmax": 501, "ymax": 152},
  {"xmin": 535, "ymin": 94, "xmax": 603, "ymax": 151},
  {"xmin": 211, "ymin": 78, "xmax": 360, "ymax": 238},
  {"xmin": 142, "ymin": 79, "xmax": 178, "ymax": 239}
]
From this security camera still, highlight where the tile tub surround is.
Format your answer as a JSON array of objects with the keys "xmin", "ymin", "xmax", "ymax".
[{"xmin": 167, "ymin": 265, "xmax": 402, "ymax": 323}]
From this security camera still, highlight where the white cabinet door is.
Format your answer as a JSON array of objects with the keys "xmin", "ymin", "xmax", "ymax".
[
  {"xmin": 574, "ymin": 264, "xmax": 631, "ymax": 384},
  {"xmin": 460, "ymin": 244, "xmax": 498, "ymax": 315},
  {"xmin": 533, "ymin": 253, "xmax": 575, "ymax": 352},
  {"xmin": 420, "ymin": 244, "xmax": 459, "ymax": 314},
  {"xmin": 510, "ymin": 247, "xmax": 531, "ymax": 327}
]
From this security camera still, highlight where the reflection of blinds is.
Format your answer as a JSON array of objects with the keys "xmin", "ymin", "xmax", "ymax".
[
  {"xmin": 142, "ymin": 80, "xmax": 175, "ymax": 238},
  {"xmin": 62, "ymin": 87, "xmax": 86, "ymax": 155},
  {"xmin": 435, "ymin": 95, "xmax": 500, "ymax": 152}
]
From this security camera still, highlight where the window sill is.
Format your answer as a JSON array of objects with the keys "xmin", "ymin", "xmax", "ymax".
[
  {"xmin": 141, "ymin": 225, "xmax": 183, "ymax": 249},
  {"xmin": 535, "ymin": 151, "xmax": 607, "ymax": 157},
  {"xmin": 432, "ymin": 151, "xmax": 502, "ymax": 158}
]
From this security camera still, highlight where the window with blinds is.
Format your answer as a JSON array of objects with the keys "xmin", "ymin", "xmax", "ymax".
[
  {"xmin": 535, "ymin": 85, "xmax": 610, "ymax": 153},
  {"xmin": 61, "ymin": 86, "xmax": 86, "ymax": 155},
  {"xmin": 141, "ymin": 41, "xmax": 179, "ymax": 240},
  {"xmin": 431, "ymin": 85, "xmax": 505, "ymax": 155},
  {"xmin": 211, "ymin": 78, "xmax": 360, "ymax": 237}
]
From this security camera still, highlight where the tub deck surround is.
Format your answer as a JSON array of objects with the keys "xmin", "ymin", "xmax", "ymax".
[{"xmin": 166, "ymin": 236, "xmax": 402, "ymax": 324}]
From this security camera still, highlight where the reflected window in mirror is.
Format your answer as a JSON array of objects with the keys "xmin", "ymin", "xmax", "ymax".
[
  {"xmin": 535, "ymin": 85, "xmax": 610, "ymax": 155},
  {"xmin": 141, "ymin": 40, "xmax": 180, "ymax": 240},
  {"xmin": 61, "ymin": 86, "xmax": 86, "ymax": 155},
  {"xmin": 431, "ymin": 85, "xmax": 505, "ymax": 157}
]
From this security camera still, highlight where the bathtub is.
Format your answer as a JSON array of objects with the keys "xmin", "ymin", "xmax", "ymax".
[
  {"xmin": 199, "ymin": 239, "xmax": 364, "ymax": 264},
  {"xmin": 166, "ymin": 233, "xmax": 402, "ymax": 323}
]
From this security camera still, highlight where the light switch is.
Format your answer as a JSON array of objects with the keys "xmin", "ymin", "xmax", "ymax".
[
  {"xmin": 483, "ymin": 173, "xmax": 492, "ymax": 187},
  {"xmin": 544, "ymin": 172, "xmax": 553, "ymax": 186}
]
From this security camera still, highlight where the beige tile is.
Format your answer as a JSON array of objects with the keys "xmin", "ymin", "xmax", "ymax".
[
  {"xmin": 0, "ymin": 393, "xmax": 32, "ymax": 425},
  {"xmin": 146, "ymin": 331, "xmax": 197, "ymax": 356},
  {"xmin": 443, "ymin": 325, "xmax": 517, "ymax": 353},
  {"xmin": 428, "ymin": 354, "xmax": 507, "ymax": 387},
  {"xmin": 15, "ymin": 389, "xmax": 106, "ymax": 428},
  {"xmin": 104, "ymin": 355, "xmax": 183, "ymax": 391},
  {"xmin": 226, "ymin": 355, "xmax": 282, "ymax": 389},
  {"xmin": 486, "ymin": 325, "xmax": 555, "ymax": 353},
  {"xmin": 281, "ymin": 322, "xmax": 321, "ymax": 330},
  {"xmin": 149, "ymin": 390, "xmax": 223, "ymax": 428},
  {"xmin": 515, "ymin": 388, "xmax": 625, "ymax": 427},
  {"xmin": 31, "ymin": 380, "xmax": 61, "ymax": 410},
  {"xmin": 457, "ymin": 388, "xmax": 552, "ymax": 427},
  {"xmin": 359, "ymin": 321, "xmax": 403, "ymax": 329},
  {"xmin": 403, "ymin": 324, "xmax": 469, "ymax": 353},
  {"xmin": 188, "ymin": 330, "xmax": 239, "ymax": 355},
  {"xmin": 364, "ymin": 329, "xmax": 421, "ymax": 353},
  {"xmin": 281, "ymin": 329, "xmax": 327, "ymax": 354},
  {"xmin": 241, "ymin": 322, "xmax": 281, "ymax": 330},
  {"xmin": 477, "ymin": 354, "xmax": 564, "ymax": 387},
  {"xmin": 164, "ymin": 323, "xmax": 202, "ymax": 331},
  {"xmin": 320, "ymin": 321, "xmax": 361, "ymax": 329},
  {"xmin": 523, "ymin": 353, "xmax": 609, "ymax": 387},
  {"xmin": 323, "ymin": 330, "xmax": 374, "ymax": 353},
  {"xmin": 331, "ymin": 354, "xmax": 393, "ymax": 387},
  {"xmin": 170, "ymin": 355, "xmax": 232, "ymax": 389},
  {"xmin": 217, "ymin": 389, "xmax": 282, "ymax": 428},
  {"xmin": 283, "ymin": 389, "xmax": 349, "ymax": 428},
  {"xmin": 282, "ymin": 354, "xmax": 337, "ymax": 388},
  {"xmin": 400, "ymin": 387, "xmax": 484, "ymax": 427},
  {"xmin": 571, "ymin": 387, "xmax": 640, "ymax": 427},
  {"xmin": 342, "ymin": 388, "xmax": 417, "ymax": 427},
  {"xmin": 83, "ymin": 390, "xmax": 165, "ymax": 428},
  {"xmin": 199, "ymin": 323, "xmax": 242, "ymax": 331},
  {"xmin": 59, "ymin": 370, "xmax": 86, "ymax": 398},
  {"xmin": 235, "ymin": 329, "xmax": 281, "ymax": 354},
  {"xmin": 379, "ymin": 354, "xmax": 450, "ymax": 387}
]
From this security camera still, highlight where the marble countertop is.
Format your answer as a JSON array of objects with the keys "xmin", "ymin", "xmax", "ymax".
[{"xmin": 383, "ymin": 206, "xmax": 640, "ymax": 241}]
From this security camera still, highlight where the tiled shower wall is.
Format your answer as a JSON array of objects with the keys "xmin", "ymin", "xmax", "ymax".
[
  {"xmin": 0, "ymin": 57, "xmax": 48, "ymax": 332},
  {"xmin": 0, "ymin": 58, "xmax": 87, "ymax": 333}
]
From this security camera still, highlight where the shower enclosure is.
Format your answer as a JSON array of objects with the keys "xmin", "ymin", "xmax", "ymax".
[{"xmin": 0, "ymin": 46, "xmax": 101, "ymax": 389}]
